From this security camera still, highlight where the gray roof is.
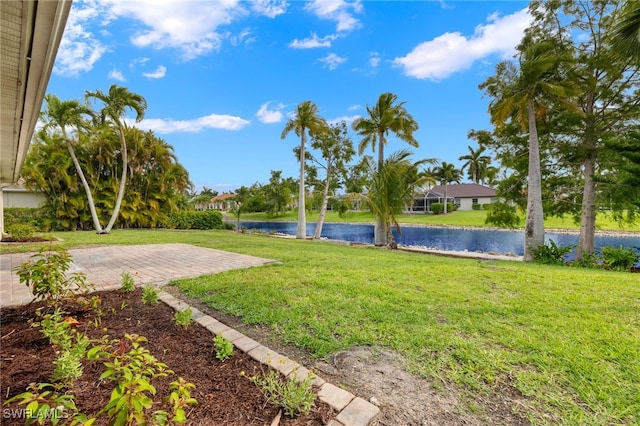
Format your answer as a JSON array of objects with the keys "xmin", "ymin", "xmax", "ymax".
[{"xmin": 426, "ymin": 183, "xmax": 496, "ymax": 198}]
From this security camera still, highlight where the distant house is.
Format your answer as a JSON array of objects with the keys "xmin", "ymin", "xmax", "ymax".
[
  {"xmin": 1, "ymin": 182, "xmax": 46, "ymax": 209},
  {"xmin": 194, "ymin": 193, "xmax": 236, "ymax": 212},
  {"xmin": 411, "ymin": 183, "xmax": 497, "ymax": 212}
]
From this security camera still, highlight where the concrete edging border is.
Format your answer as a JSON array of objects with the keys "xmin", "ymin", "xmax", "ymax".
[{"xmin": 157, "ymin": 290, "xmax": 380, "ymax": 426}]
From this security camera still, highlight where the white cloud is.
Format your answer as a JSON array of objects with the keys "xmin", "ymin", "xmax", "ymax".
[
  {"xmin": 305, "ymin": 0, "xmax": 362, "ymax": 32},
  {"xmin": 129, "ymin": 57, "xmax": 150, "ymax": 70},
  {"xmin": 54, "ymin": 1, "xmax": 108, "ymax": 76},
  {"xmin": 256, "ymin": 102, "xmax": 285, "ymax": 124},
  {"xmin": 108, "ymin": 68, "xmax": 126, "ymax": 81},
  {"xmin": 369, "ymin": 52, "xmax": 381, "ymax": 68},
  {"xmin": 103, "ymin": 0, "xmax": 245, "ymax": 60},
  {"xmin": 348, "ymin": 105, "xmax": 361, "ymax": 111},
  {"xmin": 142, "ymin": 65, "xmax": 167, "ymax": 79},
  {"xmin": 320, "ymin": 53, "xmax": 347, "ymax": 70},
  {"xmin": 133, "ymin": 113, "xmax": 251, "ymax": 133},
  {"xmin": 289, "ymin": 33, "xmax": 336, "ymax": 49},
  {"xmin": 328, "ymin": 115, "xmax": 360, "ymax": 126},
  {"xmin": 251, "ymin": 0, "xmax": 287, "ymax": 18},
  {"xmin": 393, "ymin": 8, "xmax": 531, "ymax": 81}
]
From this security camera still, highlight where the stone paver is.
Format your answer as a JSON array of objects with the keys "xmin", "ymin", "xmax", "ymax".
[
  {"xmin": 0, "ymin": 243, "xmax": 275, "ymax": 307},
  {"xmin": 336, "ymin": 397, "xmax": 381, "ymax": 426},
  {"xmin": 0, "ymin": 244, "xmax": 380, "ymax": 425},
  {"xmin": 318, "ymin": 383, "xmax": 355, "ymax": 411}
]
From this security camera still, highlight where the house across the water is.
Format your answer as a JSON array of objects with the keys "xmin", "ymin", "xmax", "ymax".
[{"xmin": 411, "ymin": 183, "xmax": 497, "ymax": 212}]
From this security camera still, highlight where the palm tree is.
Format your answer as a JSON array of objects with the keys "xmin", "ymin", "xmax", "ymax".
[
  {"xmin": 480, "ymin": 40, "xmax": 572, "ymax": 261},
  {"xmin": 352, "ymin": 92, "xmax": 419, "ymax": 245},
  {"xmin": 432, "ymin": 161, "xmax": 462, "ymax": 214},
  {"xmin": 40, "ymin": 94, "xmax": 104, "ymax": 233},
  {"xmin": 612, "ymin": 1, "xmax": 640, "ymax": 60},
  {"xmin": 458, "ymin": 145, "xmax": 491, "ymax": 184},
  {"xmin": 281, "ymin": 101, "xmax": 328, "ymax": 239},
  {"xmin": 360, "ymin": 150, "xmax": 429, "ymax": 248},
  {"xmin": 86, "ymin": 85, "xmax": 147, "ymax": 234}
]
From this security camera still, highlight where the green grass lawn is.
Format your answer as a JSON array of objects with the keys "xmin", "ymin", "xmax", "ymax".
[
  {"xmin": 229, "ymin": 209, "xmax": 640, "ymax": 232},
  {"xmin": 3, "ymin": 230, "xmax": 639, "ymax": 424}
]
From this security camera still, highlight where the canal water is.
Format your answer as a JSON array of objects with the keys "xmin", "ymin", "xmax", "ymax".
[{"xmin": 237, "ymin": 220, "xmax": 640, "ymax": 260}]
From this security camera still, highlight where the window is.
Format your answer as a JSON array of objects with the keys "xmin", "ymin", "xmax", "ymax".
[{"xmin": 472, "ymin": 198, "xmax": 478, "ymax": 204}]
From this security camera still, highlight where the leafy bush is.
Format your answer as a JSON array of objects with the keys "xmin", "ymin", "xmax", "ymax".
[
  {"xmin": 482, "ymin": 203, "xmax": 493, "ymax": 210},
  {"xmin": 571, "ymin": 252, "xmax": 601, "ymax": 269},
  {"xmin": 142, "ymin": 285, "xmax": 159, "ymax": 305},
  {"xmin": 600, "ymin": 246, "xmax": 639, "ymax": 271},
  {"xmin": 174, "ymin": 308, "xmax": 193, "ymax": 327},
  {"xmin": 472, "ymin": 203, "xmax": 481, "ymax": 211},
  {"xmin": 166, "ymin": 210, "xmax": 223, "ymax": 230},
  {"xmin": 213, "ymin": 335, "xmax": 233, "ymax": 361},
  {"xmin": 448, "ymin": 203, "xmax": 458, "ymax": 212},
  {"xmin": 6, "ymin": 223, "xmax": 36, "ymax": 241},
  {"xmin": 485, "ymin": 201, "xmax": 521, "ymax": 228},
  {"xmin": 430, "ymin": 203, "xmax": 443, "ymax": 214},
  {"xmin": 121, "ymin": 271, "xmax": 136, "ymax": 293},
  {"xmin": 532, "ymin": 241, "xmax": 575, "ymax": 265},
  {"xmin": 15, "ymin": 248, "xmax": 94, "ymax": 305},
  {"xmin": 248, "ymin": 369, "xmax": 315, "ymax": 418},
  {"xmin": 3, "ymin": 207, "xmax": 46, "ymax": 231}
]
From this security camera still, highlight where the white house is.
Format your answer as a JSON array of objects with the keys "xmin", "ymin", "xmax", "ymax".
[{"xmin": 411, "ymin": 183, "xmax": 497, "ymax": 212}]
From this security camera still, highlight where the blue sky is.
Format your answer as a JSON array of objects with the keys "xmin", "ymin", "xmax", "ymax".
[{"xmin": 44, "ymin": 0, "xmax": 531, "ymax": 193}]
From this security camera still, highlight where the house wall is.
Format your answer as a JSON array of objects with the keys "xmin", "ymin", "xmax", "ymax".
[
  {"xmin": 2, "ymin": 189, "xmax": 46, "ymax": 208},
  {"xmin": 456, "ymin": 196, "xmax": 495, "ymax": 211}
]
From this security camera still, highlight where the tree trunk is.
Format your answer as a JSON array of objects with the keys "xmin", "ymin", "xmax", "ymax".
[
  {"xmin": 443, "ymin": 184, "xmax": 448, "ymax": 214},
  {"xmin": 296, "ymin": 132, "xmax": 307, "ymax": 239},
  {"xmin": 576, "ymin": 152, "xmax": 597, "ymax": 261},
  {"xmin": 103, "ymin": 127, "xmax": 128, "ymax": 234},
  {"xmin": 523, "ymin": 100, "xmax": 545, "ymax": 261},
  {"xmin": 374, "ymin": 132, "xmax": 387, "ymax": 246},
  {"xmin": 65, "ymin": 140, "xmax": 103, "ymax": 233},
  {"xmin": 313, "ymin": 167, "xmax": 332, "ymax": 239}
]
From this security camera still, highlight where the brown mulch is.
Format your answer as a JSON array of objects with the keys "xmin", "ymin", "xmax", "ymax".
[{"xmin": 0, "ymin": 288, "xmax": 335, "ymax": 425}]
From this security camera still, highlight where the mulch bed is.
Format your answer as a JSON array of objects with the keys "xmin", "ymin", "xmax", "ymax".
[{"xmin": 0, "ymin": 288, "xmax": 335, "ymax": 425}]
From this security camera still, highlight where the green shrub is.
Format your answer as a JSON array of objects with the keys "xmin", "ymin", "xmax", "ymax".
[
  {"xmin": 472, "ymin": 203, "xmax": 481, "ymax": 211},
  {"xmin": 448, "ymin": 203, "xmax": 458, "ymax": 212},
  {"xmin": 430, "ymin": 203, "xmax": 443, "ymax": 214},
  {"xmin": 174, "ymin": 308, "xmax": 193, "ymax": 327},
  {"xmin": 15, "ymin": 248, "xmax": 94, "ymax": 305},
  {"xmin": 571, "ymin": 252, "xmax": 601, "ymax": 269},
  {"xmin": 532, "ymin": 241, "xmax": 575, "ymax": 265},
  {"xmin": 482, "ymin": 203, "xmax": 493, "ymax": 210},
  {"xmin": 166, "ymin": 210, "xmax": 223, "ymax": 230},
  {"xmin": 213, "ymin": 335, "xmax": 233, "ymax": 361},
  {"xmin": 600, "ymin": 246, "xmax": 638, "ymax": 271},
  {"xmin": 121, "ymin": 271, "xmax": 136, "ymax": 293},
  {"xmin": 3, "ymin": 207, "xmax": 46, "ymax": 230},
  {"xmin": 142, "ymin": 285, "xmax": 159, "ymax": 305},
  {"xmin": 485, "ymin": 201, "xmax": 521, "ymax": 228},
  {"xmin": 7, "ymin": 223, "xmax": 36, "ymax": 241},
  {"xmin": 248, "ymin": 369, "xmax": 315, "ymax": 418}
]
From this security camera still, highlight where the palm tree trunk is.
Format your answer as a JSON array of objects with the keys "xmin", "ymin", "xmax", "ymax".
[
  {"xmin": 65, "ymin": 140, "xmax": 103, "ymax": 233},
  {"xmin": 523, "ymin": 100, "xmax": 545, "ymax": 261},
  {"xmin": 444, "ymin": 183, "xmax": 448, "ymax": 214},
  {"xmin": 313, "ymin": 169, "xmax": 332, "ymax": 239},
  {"xmin": 296, "ymin": 132, "xmax": 307, "ymax": 239},
  {"xmin": 374, "ymin": 132, "xmax": 387, "ymax": 246},
  {"xmin": 576, "ymin": 152, "xmax": 597, "ymax": 261},
  {"xmin": 103, "ymin": 127, "xmax": 128, "ymax": 233}
]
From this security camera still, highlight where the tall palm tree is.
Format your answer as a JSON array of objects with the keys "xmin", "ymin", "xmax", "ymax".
[
  {"xmin": 458, "ymin": 145, "xmax": 491, "ymax": 184},
  {"xmin": 352, "ymin": 92, "xmax": 419, "ymax": 245},
  {"xmin": 40, "ymin": 94, "xmax": 104, "ymax": 233},
  {"xmin": 86, "ymin": 85, "xmax": 147, "ymax": 234},
  {"xmin": 360, "ymin": 149, "xmax": 429, "ymax": 248},
  {"xmin": 432, "ymin": 161, "xmax": 462, "ymax": 214},
  {"xmin": 480, "ymin": 40, "xmax": 572, "ymax": 261},
  {"xmin": 612, "ymin": 1, "xmax": 640, "ymax": 60},
  {"xmin": 281, "ymin": 101, "xmax": 328, "ymax": 239}
]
